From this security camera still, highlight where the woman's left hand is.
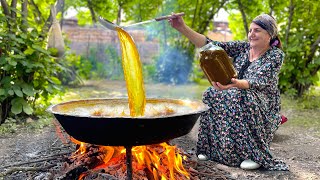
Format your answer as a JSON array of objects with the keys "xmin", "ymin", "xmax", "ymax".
[{"xmin": 212, "ymin": 78, "xmax": 250, "ymax": 90}]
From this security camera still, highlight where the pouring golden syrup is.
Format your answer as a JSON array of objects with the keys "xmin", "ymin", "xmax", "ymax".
[{"xmin": 116, "ymin": 27, "xmax": 146, "ymax": 117}]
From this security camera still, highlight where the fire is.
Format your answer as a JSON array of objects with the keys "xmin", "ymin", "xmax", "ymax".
[
  {"xmin": 70, "ymin": 138, "xmax": 190, "ymax": 180},
  {"xmin": 70, "ymin": 137, "xmax": 86, "ymax": 155}
]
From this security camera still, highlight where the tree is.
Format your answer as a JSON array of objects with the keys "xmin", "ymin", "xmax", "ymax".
[
  {"xmin": 64, "ymin": 0, "xmax": 118, "ymax": 26},
  {"xmin": 0, "ymin": 0, "xmax": 64, "ymax": 124},
  {"xmin": 227, "ymin": 0, "xmax": 320, "ymax": 97},
  {"xmin": 227, "ymin": 0, "xmax": 267, "ymax": 40},
  {"xmin": 277, "ymin": 0, "xmax": 320, "ymax": 96}
]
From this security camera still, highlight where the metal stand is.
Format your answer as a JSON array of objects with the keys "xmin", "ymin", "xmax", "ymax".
[{"xmin": 125, "ymin": 146, "xmax": 133, "ymax": 180}]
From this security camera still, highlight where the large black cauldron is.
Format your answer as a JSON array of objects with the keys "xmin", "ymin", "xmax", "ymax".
[{"xmin": 47, "ymin": 98, "xmax": 208, "ymax": 147}]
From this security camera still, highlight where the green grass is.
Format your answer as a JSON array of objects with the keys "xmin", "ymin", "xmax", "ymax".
[
  {"xmin": 0, "ymin": 115, "xmax": 53, "ymax": 136},
  {"xmin": 281, "ymin": 90, "xmax": 320, "ymax": 135}
]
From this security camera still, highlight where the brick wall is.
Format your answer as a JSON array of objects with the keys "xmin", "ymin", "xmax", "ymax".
[
  {"xmin": 62, "ymin": 18, "xmax": 160, "ymax": 64},
  {"xmin": 61, "ymin": 18, "xmax": 232, "ymax": 64}
]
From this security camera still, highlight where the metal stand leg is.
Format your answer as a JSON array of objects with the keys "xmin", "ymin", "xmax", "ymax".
[{"xmin": 125, "ymin": 146, "xmax": 133, "ymax": 180}]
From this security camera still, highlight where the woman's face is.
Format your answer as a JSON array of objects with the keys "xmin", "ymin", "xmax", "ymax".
[{"xmin": 248, "ymin": 23, "xmax": 271, "ymax": 48}]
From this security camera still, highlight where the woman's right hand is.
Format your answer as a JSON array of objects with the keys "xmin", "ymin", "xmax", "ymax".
[{"xmin": 168, "ymin": 12, "xmax": 186, "ymax": 31}]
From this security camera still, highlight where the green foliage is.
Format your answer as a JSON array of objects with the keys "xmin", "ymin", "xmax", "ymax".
[
  {"xmin": 65, "ymin": 0, "xmax": 118, "ymax": 25},
  {"xmin": 57, "ymin": 52, "xmax": 86, "ymax": 85},
  {"xmin": 226, "ymin": 0, "xmax": 320, "ymax": 97},
  {"xmin": 0, "ymin": 6, "xmax": 63, "ymax": 124},
  {"xmin": 77, "ymin": 11, "xmax": 93, "ymax": 26},
  {"xmin": 317, "ymin": 72, "xmax": 320, "ymax": 86},
  {"xmin": 25, "ymin": 115, "xmax": 53, "ymax": 131},
  {"xmin": 0, "ymin": 115, "xmax": 53, "ymax": 135},
  {"xmin": 228, "ymin": 12, "xmax": 247, "ymax": 40},
  {"xmin": 227, "ymin": 0, "xmax": 273, "ymax": 40},
  {"xmin": 281, "ymin": 92, "xmax": 320, "ymax": 132},
  {"xmin": 104, "ymin": 45, "xmax": 123, "ymax": 80},
  {"xmin": 78, "ymin": 56, "xmax": 93, "ymax": 79},
  {"xmin": 189, "ymin": 56, "xmax": 205, "ymax": 84},
  {"xmin": 278, "ymin": 0, "xmax": 320, "ymax": 96},
  {"xmin": 74, "ymin": 45, "xmax": 124, "ymax": 80},
  {"xmin": 0, "ymin": 118, "xmax": 18, "ymax": 134},
  {"xmin": 82, "ymin": 47, "xmax": 108, "ymax": 79},
  {"xmin": 143, "ymin": 63, "xmax": 157, "ymax": 83},
  {"xmin": 120, "ymin": 0, "xmax": 163, "ymax": 23}
]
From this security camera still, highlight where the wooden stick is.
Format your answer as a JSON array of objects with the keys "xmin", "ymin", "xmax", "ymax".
[
  {"xmin": 37, "ymin": 144, "xmax": 73, "ymax": 154},
  {"xmin": 0, "ymin": 151, "xmax": 71, "ymax": 169},
  {"xmin": 51, "ymin": 138, "xmax": 60, "ymax": 146}
]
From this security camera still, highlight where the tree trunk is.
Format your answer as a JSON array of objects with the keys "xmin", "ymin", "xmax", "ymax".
[
  {"xmin": 268, "ymin": 0, "xmax": 275, "ymax": 16},
  {"xmin": 0, "ymin": 100, "xmax": 10, "ymax": 125},
  {"xmin": 284, "ymin": 0, "xmax": 294, "ymax": 49},
  {"xmin": 116, "ymin": 3, "xmax": 123, "ymax": 25},
  {"xmin": 30, "ymin": 0, "xmax": 43, "ymax": 24},
  {"xmin": 306, "ymin": 35, "xmax": 320, "ymax": 66},
  {"xmin": 191, "ymin": 0, "xmax": 199, "ymax": 29},
  {"xmin": 297, "ymin": 84, "xmax": 309, "ymax": 97},
  {"xmin": 21, "ymin": 0, "xmax": 28, "ymax": 31},
  {"xmin": 87, "ymin": 0, "xmax": 97, "ymax": 25},
  {"xmin": 0, "ymin": 0, "xmax": 10, "ymax": 16},
  {"xmin": 0, "ymin": 104, "xmax": 3, "ymax": 125},
  {"xmin": 60, "ymin": 0, "xmax": 65, "ymax": 29},
  {"xmin": 10, "ymin": 0, "xmax": 17, "ymax": 19},
  {"xmin": 237, "ymin": 0, "xmax": 249, "ymax": 35}
]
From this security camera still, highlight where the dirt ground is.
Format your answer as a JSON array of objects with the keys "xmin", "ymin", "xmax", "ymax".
[
  {"xmin": 172, "ymin": 119, "xmax": 320, "ymax": 180},
  {"xmin": 0, "ymin": 81, "xmax": 320, "ymax": 179},
  {"xmin": 0, "ymin": 116, "xmax": 319, "ymax": 179}
]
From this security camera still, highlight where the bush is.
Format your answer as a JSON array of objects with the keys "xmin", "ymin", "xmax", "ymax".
[{"xmin": 0, "ymin": 14, "xmax": 62, "ymax": 124}]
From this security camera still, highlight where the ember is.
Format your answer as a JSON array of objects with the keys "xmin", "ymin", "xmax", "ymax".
[{"xmin": 65, "ymin": 138, "xmax": 190, "ymax": 180}]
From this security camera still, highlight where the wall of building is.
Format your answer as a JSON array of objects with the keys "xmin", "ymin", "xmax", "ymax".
[
  {"xmin": 62, "ymin": 18, "xmax": 160, "ymax": 64},
  {"xmin": 207, "ymin": 21, "xmax": 233, "ymax": 42},
  {"xmin": 61, "ymin": 18, "xmax": 233, "ymax": 64}
]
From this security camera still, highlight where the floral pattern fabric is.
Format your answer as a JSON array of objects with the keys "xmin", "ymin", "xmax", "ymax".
[{"xmin": 196, "ymin": 40, "xmax": 289, "ymax": 170}]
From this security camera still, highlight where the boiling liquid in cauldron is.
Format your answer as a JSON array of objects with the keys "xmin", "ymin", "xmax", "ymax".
[
  {"xmin": 116, "ymin": 27, "xmax": 146, "ymax": 117},
  {"xmin": 62, "ymin": 102, "xmax": 196, "ymax": 117}
]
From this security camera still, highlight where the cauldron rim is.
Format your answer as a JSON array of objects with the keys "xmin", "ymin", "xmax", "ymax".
[
  {"xmin": 47, "ymin": 97, "xmax": 208, "ymax": 119},
  {"xmin": 47, "ymin": 97, "xmax": 209, "ymax": 146}
]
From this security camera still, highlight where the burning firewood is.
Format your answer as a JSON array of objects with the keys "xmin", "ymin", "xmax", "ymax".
[{"xmin": 53, "ymin": 142, "xmax": 198, "ymax": 180}]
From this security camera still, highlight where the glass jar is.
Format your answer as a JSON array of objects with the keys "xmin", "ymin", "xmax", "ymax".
[{"xmin": 199, "ymin": 42, "xmax": 237, "ymax": 85}]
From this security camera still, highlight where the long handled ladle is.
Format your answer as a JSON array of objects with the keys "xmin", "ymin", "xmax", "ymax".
[{"xmin": 99, "ymin": 12, "xmax": 184, "ymax": 31}]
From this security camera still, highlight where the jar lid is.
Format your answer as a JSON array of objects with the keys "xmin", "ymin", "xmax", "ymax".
[{"xmin": 199, "ymin": 42, "xmax": 222, "ymax": 52}]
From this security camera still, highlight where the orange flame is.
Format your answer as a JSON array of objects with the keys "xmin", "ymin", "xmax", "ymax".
[
  {"xmin": 71, "ymin": 140, "xmax": 190, "ymax": 180},
  {"xmin": 70, "ymin": 137, "xmax": 86, "ymax": 155}
]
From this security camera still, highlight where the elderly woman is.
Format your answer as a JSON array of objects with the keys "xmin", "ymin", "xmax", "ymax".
[{"xmin": 169, "ymin": 14, "xmax": 288, "ymax": 170}]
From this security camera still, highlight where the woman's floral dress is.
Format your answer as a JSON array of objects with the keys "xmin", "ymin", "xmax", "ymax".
[{"xmin": 196, "ymin": 40, "xmax": 289, "ymax": 170}]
